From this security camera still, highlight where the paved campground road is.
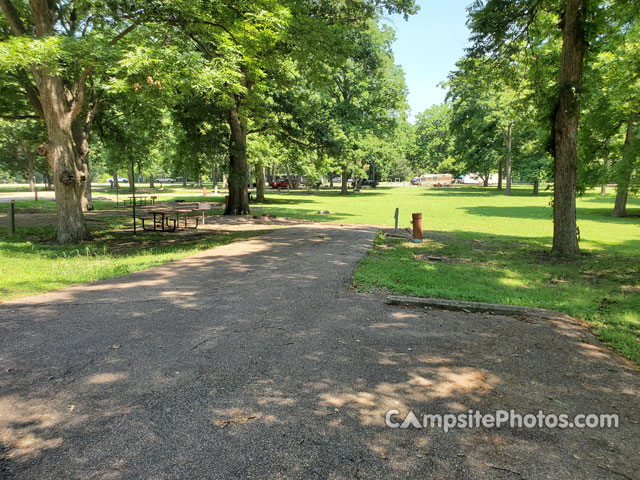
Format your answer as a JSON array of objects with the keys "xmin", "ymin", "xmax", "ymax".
[{"xmin": 1, "ymin": 224, "xmax": 638, "ymax": 479}]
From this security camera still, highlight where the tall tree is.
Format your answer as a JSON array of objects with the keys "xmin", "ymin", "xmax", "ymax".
[
  {"xmin": 468, "ymin": 0, "xmax": 596, "ymax": 254},
  {"xmin": 0, "ymin": 0, "xmax": 137, "ymax": 242}
]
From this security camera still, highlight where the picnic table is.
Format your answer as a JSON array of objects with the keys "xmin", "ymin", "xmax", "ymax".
[
  {"xmin": 124, "ymin": 195, "xmax": 156, "ymax": 207},
  {"xmin": 141, "ymin": 209, "xmax": 177, "ymax": 232},
  {"xmin": 140, "ymin": 206, "xmax": 202, "ymax": 232}
]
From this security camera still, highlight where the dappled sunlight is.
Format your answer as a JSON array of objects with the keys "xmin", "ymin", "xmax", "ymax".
[
  {"xmin": 317, "ymin": 366, "xmax": 499, "ymax": 427},
  {"xmin": 0, "ymin": 396, "xmax": 65, "ymax": 460},
  {"xmin": 86, "ymin": 372, "xmax": 127, "ymax": 385}
]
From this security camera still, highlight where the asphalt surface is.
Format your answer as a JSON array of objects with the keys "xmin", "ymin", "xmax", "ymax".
[{"xmin": 1, "ymin": 224, "xmax": 639, "ymax": 479}]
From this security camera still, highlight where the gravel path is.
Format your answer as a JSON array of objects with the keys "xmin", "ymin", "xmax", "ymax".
[{"xmin": 0, "ymin": 224, "xmax": 638, "ymax": 479}]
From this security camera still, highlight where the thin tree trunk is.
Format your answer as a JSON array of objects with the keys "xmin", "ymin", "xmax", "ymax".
[
  {"xmin": 497, "ymin": 158, "xmax": 503, "ymax": 190},
  {"xmin": 225, "ymin": 107, "xmax": 250, "ymax": 214},
  {"xmin": 127, "ymin": 169, "xmax": 134, "ymax": 192},
  {"xmin": 340, "ymin": 168, "xmax": 348, "ymax": 194},
  {"xmin": 505, "ymin": 122, "xmax": 513, "ymax": 196},
  {"xmin": 601, "ymin": 151, "xmax": 609, "ymax": 195},
  {"xmin": 149, "ymin": 175, "xmax": 154, "ymax": 189},
  {"xmin": 182, "ymin": 169, "xmax": 187, "ymax": 188},
  {"xmin": 256, "ymin": 162, "xmax": 265, "ymax": 203},
  {"xmin": 533, "ymin": 179, "xmax": 539, "ymax": 196},
  {"xmin": 27, "ymin": 151, "xmax": 35, "ymax": 192},
  {"xmin": 483, "ymin": 175, "xmax": 489, "ymax": 187},
  {"xmin": 113, "ymin": 172, "xmax": 118, "ymax": 189},
  {"xmin": 81, "ymin": 156, "xmax": 93, "ymax": 211},
  {"xmin": 612, "ymin": 113, "xmax": 638, "ymax": 217},
  {"xmin": 551, "ymin": 0, "xmax": 587, "ymax": 256}
]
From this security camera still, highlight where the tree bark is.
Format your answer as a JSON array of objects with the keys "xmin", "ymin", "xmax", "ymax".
[
  {"xmin": 1, "ymin": 0, "xmax": 92, "ymax": 242},
  {"xmin": 256, "ymin": 162, "xmax": 265, "ymax": 203},
  {"xmin": 26, "ymin": 151, "xmax": 35, "ymax": 192},
  {"xmin": 149, "ymin": 175, "xmax": 155, "ymax": 189},
  {"xmin": 182, "ymin": 169, "xmax": 187, "ymax": 188},
  {"xmin": 112, "ymin": 172, "xmax": 118, "ymax": 189},
  {"xmin": 601, "ymin": 151, "xmax": 609, "ymax": 195},
  {"xmin": 225, "ymin": 107, "xmax": 250, "ymax": 214},
  {"xmin": 81, "ymin": 155, "xmax": 93, "ymax": 211},
  {"xmin": 504, "ymin": 122, "xmax": 513, "ymax": 196},
  {"xmin": 497, "ymin": 158, "xmax": 503, "ymax": 190},
  {"xmin": 551, "ymin": 0, "xmax": 587, "ymax": 256},
  {"xmin": 612, "ymin": 113, "xmax": 638, "ymax": 217},
  {"xmin": 533, "ymin": 179, "xmax": 539, "ymax": 196},
  {"xmin": 483, "ymin": 175, "xmax": 489, "ymax": 187},
  {"xmin": 340, "ymin": 167, "xmax": 348, "ymax": 194}
]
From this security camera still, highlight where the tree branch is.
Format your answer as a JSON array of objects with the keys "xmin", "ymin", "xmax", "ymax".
[
  {"xmin": 107, "ymin": 23, "xmax": 138, "ymax": 46},
  {"xmin": 69, "ymin": 65, "xmax": 95, "ymax": 120},
  {"xmin": 0, "ymin": 0, "xmax": 26, "ymax": 35},
  {"xmin": 16, "ymin": 69, "xmax": 44, "ymax": 116},
  {"xmin": 188, "ymin": 33, "xmax": 214, "ymax": 59}
]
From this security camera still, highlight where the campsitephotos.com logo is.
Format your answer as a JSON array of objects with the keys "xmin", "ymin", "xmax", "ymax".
[{"xmin": 385, "ymin": 409, "xmax": 619, "ymax": 433}]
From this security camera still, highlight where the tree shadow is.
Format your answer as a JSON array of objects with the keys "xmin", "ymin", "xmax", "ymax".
[
  {"xmin": 461, "ymin": 204, "xmax": 640, "ymax": 226},
  {"xmin": 0, "ymin": 225, "xmax": 638, "ymax": 478}
]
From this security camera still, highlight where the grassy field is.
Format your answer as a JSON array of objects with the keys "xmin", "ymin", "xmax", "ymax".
[
  {"xmin": 1, "ymin": 185, "xmax": 638, "ymax": 365},
  {"xmin": 225, "ymin": 185, "xmax": 638, "ymax": 365},
  {"xmin": 0, "ymin": 201, "xmax": 262, "ymax": 300}
]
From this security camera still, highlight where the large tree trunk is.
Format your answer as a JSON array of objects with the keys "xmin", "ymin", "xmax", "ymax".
[
  {"xmin": 112, "ymin": 171, "xmax": 118, "ymax": 189},
  {"xmin": 551, "ymin": 0, "xmax": 587, "ymax": 256},
  {"xmin": 1, "ymin": 0, "xmax": 95, "ymax": 242},
  {"xmin": 256, "ymin": 162, "xmax": 265, "ymax": 203},
  {"xmin": 340, "ymin": 167, "xmax": 348, "ymax": 194},
  {"xmin": 26, "ymin": 151, "xmax": 35, "ymax": 192},
  {"xmin": 37, "ymin": 85, "xmax": 89, "ymax": 242},
  {"xmin": 612, "ymin": 113, "xmax": 638, "ymax": 217},
  {"xmin": 504, "ymin": 122, "xmax": 513, "ymax": 196},
  {"xmin": 483, "ymin": 175, "xmax": 489, "ymax": 187},
  {"xmin": 225, "ymin": 108, "xmax": 250, "ymax": 214}
]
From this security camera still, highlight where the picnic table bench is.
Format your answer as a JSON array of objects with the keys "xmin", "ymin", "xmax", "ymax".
[
  {"xmin": 123, "ymin": 195, "xmax": 157, "ymax": 207},
  {"xmin": 140, "ymin": 205, "xmax": 204, "ymax": 232}
]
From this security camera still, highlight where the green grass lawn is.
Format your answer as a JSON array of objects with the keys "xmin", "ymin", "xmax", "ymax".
[
  {"xmin": 244, "ymin": 185, "xmax": 635, "ymax": 366},
  {"xmin": 2, "ymin": 185, "xmax": 638, "ymax": 366},
  {"xmin": 0, "ymin": 215, "xmax": 262, "ymax": 300}
]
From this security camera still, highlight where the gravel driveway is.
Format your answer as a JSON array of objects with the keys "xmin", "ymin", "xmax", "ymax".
[{"xmin": 1, "ymin": 224, "xmax": 638, "ymax": 479}]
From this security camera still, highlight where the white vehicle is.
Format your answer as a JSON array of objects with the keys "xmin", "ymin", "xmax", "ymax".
[
  {"xmin": 156, "ymin": 177, "xmax": 175, "ymax": 183},
  {"xmin": 108, "ymin": 176, "xmax": 128, "ymax": 184}
]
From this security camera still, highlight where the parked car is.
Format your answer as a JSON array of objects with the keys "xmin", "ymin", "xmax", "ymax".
[
  {"xmin": 108, "ymin": 176, "xmax": 128, "ymax": 185},
  {"xmin": 410, "ymin": 177, "xmax": 421, "ymax": 185},
  {"xmin": 360, "ymin": 178, "xmax": 378, "ymax": 187},
  {"xmin": 156, "ymin": 177, "xmax": 175, "ymax": 183},
  {"xmin": 271, "ymin": 177, "xmax": 290, "ymax": 189}
]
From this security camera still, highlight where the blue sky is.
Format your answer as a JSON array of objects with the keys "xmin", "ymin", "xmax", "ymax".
[{"xmin": 382, "ymin": 0, "xmax": 473, "ymax": 122}]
